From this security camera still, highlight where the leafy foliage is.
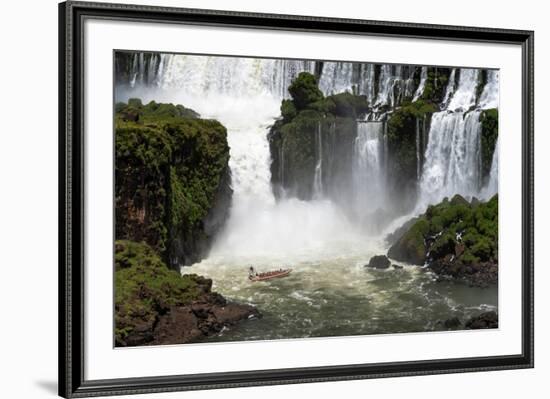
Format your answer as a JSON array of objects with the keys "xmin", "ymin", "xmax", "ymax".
[
  {"xmin": 288, "ymin": 72, "xmax": 324, "ymax": 110},
  {"xmin": 388, "ymin": 195, "xmax": 498, "ymax": 266}
]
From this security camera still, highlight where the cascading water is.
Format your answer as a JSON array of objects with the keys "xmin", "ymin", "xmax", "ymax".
[
  {"xmin": 418, "ymin": 68, "xmax": 498, "ymax": 207},
  {"xmin": 313, "ymin": 122, "xmax": 324, "ymax": 199},
  {"xmin": 419, "ymin": 111, "xmax": 483, "ymax": 204},
  {"xmin": 479, "ymin": 70, "xmax": 499, "ymax": 109},
  {"xmin": 115, "ymin": 53, "xmax": 499, "ymax": 342},
  {"xmin": 353, "ymin": 121, "xmax": 386, "ymax": 218},
  {"xmin": 440, "ymin": 68, "xmax": 457, "ymax": 108},
  {"xmin": 482, "ymin": 136, "xmax": 499, "ymax": 199},
  {"xmin": 413, "ymin": 67, "xmax": 428, "ymax": 101}
]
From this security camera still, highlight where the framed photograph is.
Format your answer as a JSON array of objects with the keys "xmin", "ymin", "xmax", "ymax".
[{"xmin": 59, "ymin": 1, "xmax": 534, "ymax": 397}]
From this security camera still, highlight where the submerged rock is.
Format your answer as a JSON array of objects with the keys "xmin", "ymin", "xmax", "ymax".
[
  {"xmin": 366, "ymin": 255, "xmax": 391, "ymax": 269},
  {"xmin": 465, "ymin": 311, "xmax": 498, "ymax": 329},
  {"xmin": 392, "ymin": 264, "xmax": 404, "ymax": 270}
]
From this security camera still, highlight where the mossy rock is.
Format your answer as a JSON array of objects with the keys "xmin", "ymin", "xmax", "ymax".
[
  {"xmin": 288, "ymin": 72, "xmax": 324, "ymax": 110},
  {"xmin": 115, "ymin": 99, "xmax": 231, "ymax": 268},
  {"xmin": 388, "ymin": 217, "xmax": 429, "ymax": 265},
  {"xmin": 114, "ymin": 240, "xmax": 209, "ymax": 346},
  {"xmin": 269, "ymin": 73, "xmax": 370, "ymax": 200}
]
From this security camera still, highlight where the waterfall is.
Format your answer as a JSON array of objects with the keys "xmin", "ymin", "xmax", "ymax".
[
  {"xmin": 478, "ymin": 70, "xmax": 499, "ymax": 109},
  {"xmin": 419, "ymin": 110, "xmax": 483, "ymax": 204},
  {"xmin": 313, "ymin": 122, "xmax": 324, "ymax": 199},
  {"xmin": 318, "ymin": 62, "xmax": 354, "ymax": 95},
  {"xmin": 353, "ymin": 121, "xmax": 386, "ymax": 218},
  {"xmin": 418, "ymin": 68, "xmax": 499, "ymax": 207},
  {"xmin": 441, "ymin": 68, "xmax": 456, "ymax": 108},
  {"xmin": 447, "ymin": 69, "xmax": 479, "ymax": 111},
  {"xmin": 413, "ymin": 67, "xmax": 428, "ymax": 101},
  {"xmin": 416, "ymin": 118, "xmax": 422, "ymax": 180},
  {"xmin": 482, "ymin": 137, "xmax": 499, "ymax": 199},
  {"xmin": 115, "ymin": 52, "xmax": 499, "ymax": 253}
]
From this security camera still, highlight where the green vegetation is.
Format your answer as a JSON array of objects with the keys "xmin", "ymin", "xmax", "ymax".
[
  {"xmin": 388, "ymin": 195, "xmax": 498, "ymax": 268},
  {"xmin": 288, "ymin": 72, "xmax": 324, "ymax": 110},
  {"xmin": 115, "ymin": 99, "xmax": 231, "ymax": 267},
  {"xmin": 480, "ymin": 108, "xmax": 499, "ymax": 180},
  {"xmin": 269, "ymin": 73, "xmax": 368, "ymax": 199},
  {"xmin": 114, "ymin": 240, "xmax": 209, "ymax": 345}
]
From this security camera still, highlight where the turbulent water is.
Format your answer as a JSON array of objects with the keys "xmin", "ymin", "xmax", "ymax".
[{"xmin": 116, "ymin": 53, "xmax": 499, "ymax": 342}]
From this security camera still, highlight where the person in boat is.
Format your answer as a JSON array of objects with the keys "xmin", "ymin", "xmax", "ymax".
[{"xmin": 248, "ymin": 266, "xmax": 257, "ymax": 279}]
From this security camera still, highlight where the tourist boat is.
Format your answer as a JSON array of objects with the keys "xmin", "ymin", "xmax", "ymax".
[{"xmin": 249, "ymin": 268, "xmax": 292, "ymax": 282}]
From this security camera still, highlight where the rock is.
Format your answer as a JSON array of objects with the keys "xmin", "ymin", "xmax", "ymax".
[
  {"xmin": 114, "ymin": 241, "xmax": 260, "ymax": 347},
  {"xmin": 153, "ymin": 307, "xmax": 203, "ymax": 345},
  {"xmin": 366, "ymin": 255, "xmax": 391, "ymax": 269},
  {"xmin": 211, "ymin": 302, "xmax": 260, "ymax": 325},
  {"xmin": 387, "ymin": 218, "xmax": 429, "ymax": 265},
  {"xmin": 152, "ymin": 301, "xmax": 261, "ymax": 345},
  {"xmin": 387, "ymin": 195, "xmax": 498, "ymax": 286},
  {"xmin": 392, "ymin": 264, "xmax": 404, "ymax": 270},
  {"xmin": 450, "ymin": 194, "xmax": 469, "ymax": 206},
  {"xmin": 465, "ymin": 311, "xmax": 498, "ymax": 329},
  {"xmin": 115, "ymin": 100, "xmax": 232, "ymax": 268},
  {"xmin": 121, "ymin": 110, "xmax": 139, "ymax": 122},
  {"xmin": 385, "ymin": 217, "xmax": 419, "ymax": 246},
  {"xmin": 443, "ymin": 317, "xmax": 462, "ymax": 329}
]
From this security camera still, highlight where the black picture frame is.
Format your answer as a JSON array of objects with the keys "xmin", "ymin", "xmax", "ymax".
[{"xmin": 59, "ymin": 1, "xmax": 534, "ymax": 397}]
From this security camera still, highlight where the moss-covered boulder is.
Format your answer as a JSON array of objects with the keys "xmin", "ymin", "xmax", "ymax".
[
  {"xmin": 387, "ymin": 195, "xmax": 498, "ymax": 287},
  {"xmin": 288, "ymin": 72, "xmax": 324, "ymax": 110},
  {"xmin": 388, "ymin": 217, "xmax": 429, "ymax": 265},
  {"xmin": 115, "ymin": 240, "xmax": 259, "ymax": 346},
  {"xmin": 115, "ymin": 99, "xmax": 232, "ymax": 268},
  {"xmin": 115, "ymin": 240, "xmax": 210, "ymax": 346}
]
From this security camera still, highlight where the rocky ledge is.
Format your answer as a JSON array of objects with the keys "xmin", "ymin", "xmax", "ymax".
[
  {"xmin": 115, "ymin": 240, "xmax": 259, "ymax": 347},
  {"xmin": 151, "ymin": 295, "xmax": 260, "ymax": 346},
  {"xmin": 387, "ymin": 194, "xmax": 498, "ymax": 287},
  {"xmin": 438, "ymin": 311, "xmax": 498, "ymax": 331}
]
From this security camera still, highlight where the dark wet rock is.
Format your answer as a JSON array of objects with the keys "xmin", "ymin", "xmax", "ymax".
[
  {"xmin": 430, "ymin": 259, "xmax": 498, "ymax": 288},
  {"xmin": 443, "ymin": 317, "xmax": 462, "ymax": 329},
  {"xmin": 465, "ymin": 311, "xmax": 498, "ymax": 329},
  {"xmin": 152, "ymin": 301, "xmax": 261, "ymax": 345},
  {"xmin": 387, "ymin": 218, "xmax": 428, "ymax": 265},
  {"xmin": 366, "ymin": 255, "xmax": 391, "ymax": 269},
  {"xmin": 385, "ymin": 217, "xmax": 419, "ymax": 246},
  {"xmin": 392, "ymin": 264, "xmax": 404, "ymax": 270}
]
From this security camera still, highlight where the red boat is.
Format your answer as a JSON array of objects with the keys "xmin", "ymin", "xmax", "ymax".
[{"xmin": 248, "ymin": 268, "xmax": 292, "ymax": 282}]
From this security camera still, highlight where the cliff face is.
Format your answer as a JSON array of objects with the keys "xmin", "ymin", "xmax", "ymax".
[
  {"xmin": 115, "ymin": 99, "xmax": 232, "ymax": 268},
  {"xmin": 268, "ymin": 73, "xmax": 369, "ymax": 201}
]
